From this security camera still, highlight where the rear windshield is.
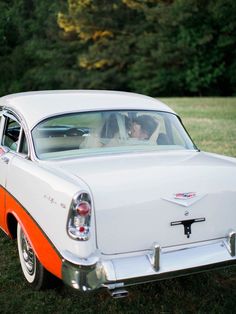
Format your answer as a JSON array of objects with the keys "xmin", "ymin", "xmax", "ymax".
[{"xmin": 32, "ymin": 110, "xmax": 196, "ymax": 160}]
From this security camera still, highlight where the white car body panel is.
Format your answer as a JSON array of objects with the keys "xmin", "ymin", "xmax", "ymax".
[{"xmin": 6, "ymin": 155, "xmax": 97, "ymax": 258}]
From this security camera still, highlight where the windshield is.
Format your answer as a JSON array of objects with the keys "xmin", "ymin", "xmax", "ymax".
[{"xmin": 32, "ymin": 110, "xmax": 196, "ymax": 160}]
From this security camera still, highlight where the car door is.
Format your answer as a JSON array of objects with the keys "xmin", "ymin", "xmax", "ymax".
[
  {"xmin": 0, "ymin": 111, "xmax": 27, "ymax": 228},
  {"xmin": 0, "ymin": 111, "xmax": 10, "ymax": 227}
]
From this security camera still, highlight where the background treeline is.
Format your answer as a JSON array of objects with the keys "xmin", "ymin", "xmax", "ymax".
[{"xmin": 0, "ymin": 0, "xmax": 236, "ymax": 97}]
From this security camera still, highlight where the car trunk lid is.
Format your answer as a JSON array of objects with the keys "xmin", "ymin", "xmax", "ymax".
[{"xmin": 56, "ymin": 151, "xmax": 236, "ymax": 254}]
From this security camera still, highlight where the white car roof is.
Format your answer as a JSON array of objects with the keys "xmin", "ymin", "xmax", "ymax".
[{"xmin": 0, "ymin": 90, "xmax": 175, "ymax": 130}]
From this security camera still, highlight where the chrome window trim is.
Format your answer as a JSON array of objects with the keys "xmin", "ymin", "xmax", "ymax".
[
  {"xmin": 2, "ymin": 108, "xmax": 31, "ymax": 159},
  {"xmin": 0, "ymin": 110, "xmax": 4, "ymax": 142}
]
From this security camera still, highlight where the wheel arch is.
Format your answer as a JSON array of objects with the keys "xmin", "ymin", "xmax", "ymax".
[
  {"xmin": 6, "ymin": 212, "xmax": 18, "ymax": 239},
  {"xmin": 5, "ymin": 201, "xmax": 62, "ymax": 280}
]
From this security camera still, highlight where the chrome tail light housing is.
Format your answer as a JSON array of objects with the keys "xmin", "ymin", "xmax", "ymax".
[{"xmin": 67, "ymin": 192, "xmax": 92, "ymax": 241}]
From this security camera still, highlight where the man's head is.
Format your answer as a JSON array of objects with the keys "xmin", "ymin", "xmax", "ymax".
[{"xmin": 130, "ymin": 115, "xmax": 158, "ymax": 140}]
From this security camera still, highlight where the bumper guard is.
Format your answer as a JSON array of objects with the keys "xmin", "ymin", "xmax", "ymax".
[{"xmin": 62, "ymin": 234, "xmax": 236, "ymax": 292}]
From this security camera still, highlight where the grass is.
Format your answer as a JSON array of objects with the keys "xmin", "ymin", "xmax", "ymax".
[
  {"xmin": 161, "ymin": 97, "xmax": 236, "ymax": 157},
  {"xmin": 0, "ymin": 97, "xmax": 236, "ymax": 313}
]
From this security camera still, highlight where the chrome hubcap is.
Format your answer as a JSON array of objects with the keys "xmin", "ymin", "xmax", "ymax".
[{"xmin": 21, "ymin": 233, "xmax": 35, "ymax": 275}]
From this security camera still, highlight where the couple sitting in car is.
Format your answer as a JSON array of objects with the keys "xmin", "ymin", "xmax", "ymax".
[
  {"xmin": 82, "ymin": 113, "xmax": 158, "ymax": 148},
  {"xmin": 101, "ymin": 114, "xmax": 158, "ymax": 141}
]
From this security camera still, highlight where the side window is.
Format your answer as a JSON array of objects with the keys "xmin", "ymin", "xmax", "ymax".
[
  {"xmin": 0, "ymin": 115, "xmax": 29, "ymax": 155},
  {"xmin": 2, "ymin": 117, "xmax": 20, "ymax": 151}
]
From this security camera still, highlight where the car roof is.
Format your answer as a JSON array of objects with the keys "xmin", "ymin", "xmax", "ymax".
[{"xmin": 0, "ymin": 90, "xmax": 175, "ymax": 130}]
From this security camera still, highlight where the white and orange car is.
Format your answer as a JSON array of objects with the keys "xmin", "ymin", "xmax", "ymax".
[{"xmin": 0, "ymin": 91, "xmax": 235, "ymax": 298}]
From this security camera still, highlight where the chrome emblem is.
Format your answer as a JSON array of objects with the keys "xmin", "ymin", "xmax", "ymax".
[
  {"xmin": 162, "ymin": 192, "xmax": 206, "ymax": 207},
  {"xmin": 174, "ymin": 192, "xmax": 196, "ymax": 200}
]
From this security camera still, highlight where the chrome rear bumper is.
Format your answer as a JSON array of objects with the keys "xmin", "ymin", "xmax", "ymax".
[{"xmin": 62, "ymin": 236, "xmax": 236, "ymax": 292}]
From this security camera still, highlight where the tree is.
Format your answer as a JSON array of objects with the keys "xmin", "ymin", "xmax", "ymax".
[
  {"xmin": 0, "ymin": 0, "xmax": 81, "ymax": 96},
  {"xmin": 129, "ymin": 0, "xmax": 236, "ymax": 96},
  {"xmin": 1, "ymin": 0, "xmax": 235, "ymax": 96},
  {"xmin": 58, "ymin": 0, "xmax": 236, "ymax": 96},
  {"xmin": 58, "ymin": 0, "xmax": 151, "ymax": 90}
]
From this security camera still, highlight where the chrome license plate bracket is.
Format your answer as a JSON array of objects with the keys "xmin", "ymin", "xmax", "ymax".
[{"xmin": 171, "ymin": 218, "xmax": 206, "ymax": 238}]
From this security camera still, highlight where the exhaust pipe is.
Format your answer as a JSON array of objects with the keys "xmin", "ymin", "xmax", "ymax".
[{"xmin": 108, "ymin": 288, "xmax": 129, "ymax": 299}]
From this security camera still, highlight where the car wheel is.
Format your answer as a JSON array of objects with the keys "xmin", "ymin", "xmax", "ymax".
[{"xmin": 17, "ymin": 223, "xmax": 58, "ymax": 290}]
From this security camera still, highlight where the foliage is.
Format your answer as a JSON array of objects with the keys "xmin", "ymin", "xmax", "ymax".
[
  {"xmin": 0, "ymin": 0, "xmax": 236, "ymax": 96},
  {"xmin": 57, "ymin": 0, "xmax": 236, "ymax": 96},
  {"xmin": 0, "ymin": 0, "xmax": 81, "ymax": 95}
]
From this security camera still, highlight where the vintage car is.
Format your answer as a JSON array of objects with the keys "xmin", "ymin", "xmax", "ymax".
[{"xmin": 0, "ymin": 90, "xmax": 235, "ymax": 298}]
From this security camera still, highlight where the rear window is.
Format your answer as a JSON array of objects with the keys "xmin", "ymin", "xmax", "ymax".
[{"xmin": 32, "ymin": 110, "xmax": 196, "ymax": 160}]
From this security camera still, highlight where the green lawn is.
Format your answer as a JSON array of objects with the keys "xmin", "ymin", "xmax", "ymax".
[
  {"xmin": 0, "ymin": 98, "xmax": 236, "ymax": 313},
  {"xmin": 161, "ymin": 97, "xmax": 236, "ymax": 157}
]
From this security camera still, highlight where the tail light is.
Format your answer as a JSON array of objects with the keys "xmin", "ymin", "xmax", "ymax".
[{"xmin": 67, "ymin": 192, "xmax": 92, "ymax": 241}]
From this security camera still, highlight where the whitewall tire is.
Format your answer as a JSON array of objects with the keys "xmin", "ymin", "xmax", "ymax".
[{"xmin": 17, "ymin": 223, "xmax": 59, "ymax": 290}]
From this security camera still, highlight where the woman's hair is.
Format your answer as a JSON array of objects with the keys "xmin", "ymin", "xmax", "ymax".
[
  {"xmin": 134, "ymin": 115, "xmax": 158, "ymax": 138},
  {"xmin": 101, "ymin": 113, "xmax": 119, "ymax": 138}
]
